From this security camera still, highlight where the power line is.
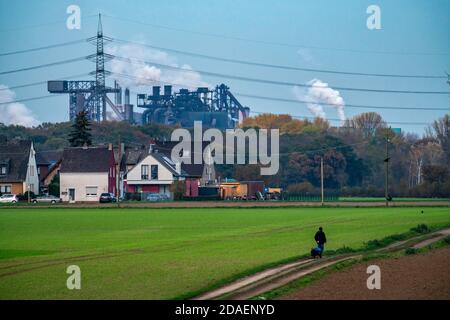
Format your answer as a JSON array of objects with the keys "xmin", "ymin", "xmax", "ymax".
[
  {"xmin": 103, "ymin": 14, "xmax": 450, "ymax": 57},
  {"xmin": 0, "ymin": 73, "xmax": 92, "ymax": 91},
  {"xmin": 0, "ymin": 95, "xmax": 60, "ymax": 105},
  {"xmin": 111, "ymin": 55, "xmax": 450, "ymax": 95},
  {"xmin": 0, "ymin": 14, "xmax": 98, "ymax": 33},
  {"xmin": 111, "ymin": 71, "xmax": 437, "ymax": 126},
  {"xmin": 111, "ymin": 71, "xmax": 450, "ymax": 111},
  {"xmin": 113, "ymin": 39, "xmax": 447, "ymax": 79},
  {"xmin": 0, "ymin": 56, "xmax": 88, "ymax": 75},
  {"xmin": 235, "ymin": 93, "xmax": 450, "ymax": 111},
  {"xmin": 0, "ymin": 39, "xmax": 89, "ymax": 57}
]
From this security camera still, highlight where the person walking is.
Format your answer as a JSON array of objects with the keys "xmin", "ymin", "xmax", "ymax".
[{"xmin": 314, "ymin": 227, "xmax": 327, "ymax": 258}]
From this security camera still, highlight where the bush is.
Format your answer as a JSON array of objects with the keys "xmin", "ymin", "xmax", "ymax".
[
  {"xmin": 405, "ymin": 248, "xmax": 418, "ymax": 255},
  {"xmin": 17, "ymin": 191, "xmax": 36, "ymax": 201},
  {"xmin": 287, "ymin": 182, "xmax": 317, "ymax": 195},
  {"xmin": 444, "ymin": 235, "xmax": 450, "ymax": 244},
  {"xmin": 410, "ymin": 224, "xmax": 431, "ymax": 234}
]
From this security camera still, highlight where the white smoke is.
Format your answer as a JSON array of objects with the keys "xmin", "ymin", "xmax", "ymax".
[
  {"xmin": 293, "ymin": 79, "xmax": 346, "ymax": 122},
  {"xmin": 109, "ymin": 43, "xmax": 209, "ymax": 90},
  {"xmin": 0, "ymin": 85, "xmax": 40, "ymax": 127}
]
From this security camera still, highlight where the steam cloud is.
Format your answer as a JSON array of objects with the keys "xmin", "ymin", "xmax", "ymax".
[
  {"xmin": 0, "ymin": 85, "xmax": 40, "ymax": 127},
  {"xmin": 293, "ymin": 79, "xmax": 346, "ymax": 122},
  {"xmin": 109, "ymin": 43, "xmax": 209, "ymax": 90}
]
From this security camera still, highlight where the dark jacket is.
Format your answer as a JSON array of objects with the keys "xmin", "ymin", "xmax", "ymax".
[{"xmin": 314, "ymin": 231, "xmax": 327, "ymax": 245}]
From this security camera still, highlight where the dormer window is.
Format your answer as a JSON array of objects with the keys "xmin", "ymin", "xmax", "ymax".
[{"xmin": 0, "ymin": 164, "xmax": 7, "ymax": 175}]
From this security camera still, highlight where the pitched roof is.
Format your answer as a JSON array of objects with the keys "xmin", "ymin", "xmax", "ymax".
[
  {"xmin": 60, "ymin": 147, "xmax": 112, "ymax": 173},
  {"xmin": 150, "ymin": 152, "xmax": 188, "ymax": 177},
  {"xmin": 153, "ymin": 141, "xmax": 208, "ymax": 177},
  {"xmin": 35, "ymin": 150, "xmax": 63, "ymax": 166},
  {"xmin": 0, "ymin": 140, "xmax": 31, "ymax": 182}
]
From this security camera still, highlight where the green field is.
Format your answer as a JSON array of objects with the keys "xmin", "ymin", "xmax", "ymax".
[{"xmin": 0, "ymin": 207, "xmax": 449, "ymax": 299}]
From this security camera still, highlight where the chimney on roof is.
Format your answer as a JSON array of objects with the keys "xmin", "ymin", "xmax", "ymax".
[
  {"xmin": 108, "ymin": 143, "xmax": 113, "ymax": 151},
  {"xmin": 82, "ymin": 143, "xmax": 88, "ymax": 150},
  {"xmin": 149, "ymin": 143, "xmax": 155, "ymax": 154}
]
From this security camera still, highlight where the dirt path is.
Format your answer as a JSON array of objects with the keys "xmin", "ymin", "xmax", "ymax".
[
  {"xmin": 194, "ymin": 258, "xmax": 312, "ymax": 300},
  {"xmin": 282, "ymin": 246, "xmax": 450, "ymax": 300},
  {"xmin": 194, "ymin": 228, "xmax": 450, "ymax": 300},
  {"xmin": 413, "ymin": 229, "xmax": 450, "ymax": 249}
]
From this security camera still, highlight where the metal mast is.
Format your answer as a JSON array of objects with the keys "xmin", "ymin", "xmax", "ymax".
[{"xmin": 95, "ymin": 14, "xmax": 106, "ymax": 119}]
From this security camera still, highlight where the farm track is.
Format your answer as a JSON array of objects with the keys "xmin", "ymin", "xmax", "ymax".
[
  {"xmin": 193, "ymin": 228, "xmax": 450, "ymax": 300},
  {"xmin": 0, "ymin": 249, "xmax": 144, "ymax": 278},
  {"xmin": 1, "ymin": 201, "xmax": 450, "ymax": 209}
]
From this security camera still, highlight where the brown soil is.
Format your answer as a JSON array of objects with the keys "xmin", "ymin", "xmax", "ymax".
[{"xmin": 282, "ymin": 246, "xmax": 450, "ymax": 300}]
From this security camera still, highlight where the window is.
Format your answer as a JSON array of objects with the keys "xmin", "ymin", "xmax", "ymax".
[
  {"xmin": 141, "ymin": 165, "xmax": 149, "ymax": 180},
  {"xmin": 86, "ymin": 186, "xmax": 98, "ymax": 196},
  {"xmin": 151, "ymin": 165, "xmax": 158, "ymax": 180},
  {"xmin": 0, "ymin": 165, "xmax": 7, "ymax": 175},
  {"xmin": 0, "ymin": 185, "xmax": 11, "ymax": 193}
]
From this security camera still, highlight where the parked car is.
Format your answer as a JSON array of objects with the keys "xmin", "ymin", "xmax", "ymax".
[
  {"xmin": 159, "ymin": 194, "xmax": 170, "ymax": 201},
  {"xmin": 99, "ymin": 193, "xmax": 116, "ymax": 203},
  {"xmin": 32, "ymin": 195, "xmax": 62, "ymax": 204},
  {"xmin": 147, "ymin": 193, "xmax": 162, "ymax": 202},
  {"xmin": 0, "ymin": 194, "xmax": 19, "ymax": 203}
]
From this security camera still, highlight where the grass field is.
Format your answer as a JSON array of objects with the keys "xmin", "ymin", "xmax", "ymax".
[{"xmin": 0, "ymin": 207, "xmax": 449, "ymax": 299}]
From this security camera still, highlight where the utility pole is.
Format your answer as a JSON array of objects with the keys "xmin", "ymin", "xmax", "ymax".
[
  {"xmin": 321, "ymin": 157, "xmax": 324, "ymax": 206},
  {"xmin": 384, "ymin": 129, "xmax": 391, "ymax": 207},
  {"xmin": 117, "ymin": 134, "xmax": 121, "ymax": 207}
]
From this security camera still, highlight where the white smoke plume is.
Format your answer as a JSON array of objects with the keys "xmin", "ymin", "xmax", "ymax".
[
  {"xmin": 109, "ymin": 43, "xmax": 209, "ymax": 90},
  {"xmin": 0, "ymin": 85, "xmax": 40, "ymax": 127},
  {"xmin": 293, "ymin": 79, "xmax": 346, "ymax": 122}
]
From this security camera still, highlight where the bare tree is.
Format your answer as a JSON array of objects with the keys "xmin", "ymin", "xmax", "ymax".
[
  {"xmin": 425, "ymin": 114, "xmax": 450, "ymax": 165},
  {"xmin": 344, "ymin": 112, "xmax": 387, "ymax": 137}
]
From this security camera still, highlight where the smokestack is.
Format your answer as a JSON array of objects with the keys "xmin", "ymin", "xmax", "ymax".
[
  {"xmin": 164, "ymin": 85, "xmax": 172, "ymax": 96},
  {"xmin": 125, "ymin": 88, "xmax": 130, "ymax": 105},
  {"xmin": 153, "ymin": 86, "xmax": 160, "ymax": 97}
]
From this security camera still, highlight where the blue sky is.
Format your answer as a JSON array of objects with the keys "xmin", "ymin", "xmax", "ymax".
[{"xmin": 0, "ymin": 0, "xmax": 449, "ymax": 134}]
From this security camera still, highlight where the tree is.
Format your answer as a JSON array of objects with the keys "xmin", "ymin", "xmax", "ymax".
[
  {"xmin": 170, "ymin": 181, "xmax": 186, "ymax": 200},
  {"xmin": 426, "ymin": 114, "xmax": 450, "ymax": 165},
  {"xmin": 68, "ymin": 111, "xmax": 92, "ymax": 147},
  {"xmin": 48, "ymin": 173, "xmax": 60, "ymax": 197},
  {"xmin": 344, "ymin": 112, "xmax": 386, "ymax": 137}
]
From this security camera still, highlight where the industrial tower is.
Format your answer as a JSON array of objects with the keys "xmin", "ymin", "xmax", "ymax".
[{"xmin": 47, "ymin": 14, "xmax": 123, "ymax": 122}]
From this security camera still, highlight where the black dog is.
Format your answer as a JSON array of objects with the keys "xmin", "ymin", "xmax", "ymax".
[{"xmin": 311, "ymin": 247, "xmax": 322, "ymax": 258}]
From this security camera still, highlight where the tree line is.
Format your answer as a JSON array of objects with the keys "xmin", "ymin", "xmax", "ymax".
[{"xmin": 1, "ymin": 112, "xmax": 448, "ymax": 198}]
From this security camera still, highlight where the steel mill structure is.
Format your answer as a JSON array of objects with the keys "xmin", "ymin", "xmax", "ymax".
[{"xmin": 47, "ymin": 15, "xmax": 250, "ymax": 129}]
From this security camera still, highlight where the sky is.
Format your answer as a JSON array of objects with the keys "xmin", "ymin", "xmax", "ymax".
[{"xmin": 0, "ymin": 0, "xmax": 449, "ymax": 134}]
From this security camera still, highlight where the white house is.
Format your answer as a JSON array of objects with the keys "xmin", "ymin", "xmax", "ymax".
[
  {"xmin": 59, "ymin": 146, "xmax": 116, "ymax": 202},
  {"xmin": 0, "ymin": 139, "xmax": 39, "ymax": 195},
  {"xmin": 124, "ymin": 152, "xmax": 183, "ymax": 198}
]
